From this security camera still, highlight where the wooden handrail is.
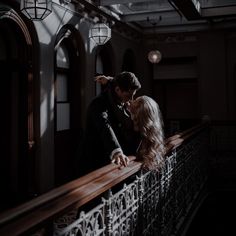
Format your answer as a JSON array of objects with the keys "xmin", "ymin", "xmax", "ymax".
[
  {"xmin": 0, "ymin": 123, "xmax": 208, "ymax": 235},
  {"xmin": 165, "ymin": 122, "xmax": 207, "ymax": 153},
  {"xmin": 0, "ymin": 157, "xmax": 135, "ymax": 225},
  {"xmin": 0, "ymin": 158, "xmax": 141, "ymax": 235}
]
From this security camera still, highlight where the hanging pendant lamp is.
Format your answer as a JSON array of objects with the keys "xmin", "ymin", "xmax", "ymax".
[
  {"xmin": 148, "ymin": 50, "xmax": 162, "ymax": 64},
  {"xmin": 20, "ymin": 0, "xmax": 52, "ymax": 20},
  {"xmin": 89, "ymin": 23, "xmax": 111, "ymax": 46},
  {"xmin": 147, "ymin": 17, "xmax": 162, "ymax": 64}
]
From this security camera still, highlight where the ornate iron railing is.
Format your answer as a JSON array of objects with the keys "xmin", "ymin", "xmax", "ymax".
[
  {"xmin": 0, "ymin": 123, "xmax": 209, "ymax": 236},
  {"xmin": 54, "ymin": 126, "xmax": 209, "ymax": 236}
]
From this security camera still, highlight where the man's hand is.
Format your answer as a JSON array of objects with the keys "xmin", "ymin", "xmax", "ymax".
[
  {"xmin": 94, "ymin": 75, "xmax": 113, "ymax": 85},
  {"xmin": 111, "ymin": 151, "xmax": 130, "ymax": 167}
]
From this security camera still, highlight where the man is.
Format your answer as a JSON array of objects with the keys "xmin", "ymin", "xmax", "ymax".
[{"xmin": 80, "ymin": 71, "xmax": 141, "ymax": 175}]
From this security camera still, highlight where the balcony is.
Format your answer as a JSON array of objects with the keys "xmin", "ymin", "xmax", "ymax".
[{"xmin": 0, "ymin": 123, "xmax": 210, "ymax": 236}]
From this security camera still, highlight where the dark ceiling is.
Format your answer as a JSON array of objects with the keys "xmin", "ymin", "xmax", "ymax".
[{"xmin": 95, "ymin": 0, "xmax": 236, "ymax": 33}]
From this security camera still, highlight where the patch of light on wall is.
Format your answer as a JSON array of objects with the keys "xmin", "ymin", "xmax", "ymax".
[
  {"xmin": 34, "ymin": 5, "xmax": 72, "ymax": 45},
  {"xmin": 40, "ymin": 95, "xmax": 48, "ymax": 137},
  {"xmin": 50, "ymin": 86, "xmax": 54, "ymax": 122}
]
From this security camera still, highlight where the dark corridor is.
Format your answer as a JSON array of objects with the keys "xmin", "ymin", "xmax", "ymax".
[{"xmin": 185, "ymin": 191, "xmax": 236, "ymax": 236}]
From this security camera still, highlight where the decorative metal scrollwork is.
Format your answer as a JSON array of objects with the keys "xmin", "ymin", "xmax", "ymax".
[{"xmin": 54, "ymin": 129, "xmax": 209, "ymax": 236}]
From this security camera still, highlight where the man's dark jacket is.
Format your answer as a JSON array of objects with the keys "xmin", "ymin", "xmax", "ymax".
[{"xmin": 79, "ymin": 89, "xmax": 140, "ymax": 175}]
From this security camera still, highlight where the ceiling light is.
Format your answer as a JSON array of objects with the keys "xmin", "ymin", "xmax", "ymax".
[
  {"xmin": 148, "ymin": 50, "xmax": 162, "ymax": 64},
  {"xmin": 89, "ymin": 23, "xmax": 111, "ymax": 46},
  {"xmin": 20, "ymin": 0, "xmax": 52, "ymax": 20},
  {"xmin": 147, "ymin": 18, "xmax": 162, "ymax": 64}
]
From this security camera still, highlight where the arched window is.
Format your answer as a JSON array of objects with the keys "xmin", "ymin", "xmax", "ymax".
[
  {"xmin": 55, "ymin": 39, "xmax": 70, "ymax": 131},
  {"xmin": 54, "ymin": 27, "xmax": 84, "ymax": 185}
]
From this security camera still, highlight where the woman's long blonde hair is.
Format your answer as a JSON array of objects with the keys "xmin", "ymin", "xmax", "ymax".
[{"xmin": 132, "ymin": 96, "xmax": 165, "ymax": 171}]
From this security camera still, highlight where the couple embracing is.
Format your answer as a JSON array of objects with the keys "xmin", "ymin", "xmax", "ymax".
[{"xmin": 80, "ymin": 71, "xmax": 165, "ymax": 175}]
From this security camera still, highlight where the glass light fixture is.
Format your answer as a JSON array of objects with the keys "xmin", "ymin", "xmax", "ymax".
[
  {"xmin": 147, "ymin": 17, "xmax": 162, "ymax": 64},
  {"xmin": 148, "ymin": 50, "xmax": 162, "ymax": 64},
  {"xmin": 89, "ymin": 23, "xmax": 111, "ymax": 46},
  {"xmin": 20, "ymin": 0, "xmax": 52, "ymax": 20}
]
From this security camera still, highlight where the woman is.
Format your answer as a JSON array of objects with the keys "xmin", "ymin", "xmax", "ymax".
[
  {"xmin": 95, "ymin": 75, "xmax": 165, "ymax": 171},
  {"xmin": 127, "ymin": 95, "xmax": 165, "ymax": 171}
]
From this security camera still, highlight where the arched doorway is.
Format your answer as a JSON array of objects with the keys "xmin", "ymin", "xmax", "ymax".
[{"xmin": 0, "ymin": 10, "xmax": 34, "ymax": 209}]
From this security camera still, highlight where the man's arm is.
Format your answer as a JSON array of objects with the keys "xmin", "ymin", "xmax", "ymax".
[
  {"xmin": 94, "ymin": 75, "xmax": 113, "ymax": 85},
  {"xmin": 88, "ymin": 100, "xmax": 129, "ymax": 167}
]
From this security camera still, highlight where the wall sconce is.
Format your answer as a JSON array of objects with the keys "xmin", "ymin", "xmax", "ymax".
[
  {"xmin": 20, "ymin": 0, "xmax": 52, "ymax": 20},
  {"xmin": 148, "ymin": 50, "xmax": 162, "ymax": 64},
  {"xmin": 89, "ymin": 23, "xmax": 111, "ymax": 46}
]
